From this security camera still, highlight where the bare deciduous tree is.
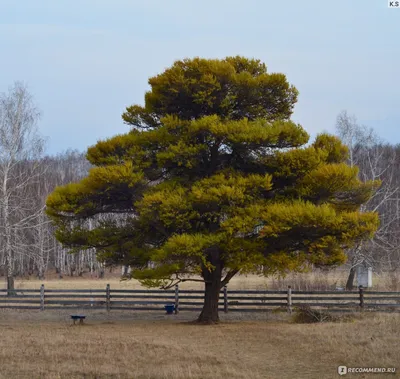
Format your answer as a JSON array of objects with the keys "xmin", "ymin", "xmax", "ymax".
[
  {"xmin": 0, "ymin": 82, "xmax": 46, "ymax": 293},
  {"xmin": 336, "ymin": 110, "xmax": 400, "ymax": 289}
]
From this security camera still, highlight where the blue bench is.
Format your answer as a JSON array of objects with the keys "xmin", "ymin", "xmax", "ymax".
[
  {"xmin": 164, "ymin": 304, "xmax": 175, "ymax": 314},
  {"xmin": 71, "ymin": 315, "xmax": 86, "ymax": 325}
]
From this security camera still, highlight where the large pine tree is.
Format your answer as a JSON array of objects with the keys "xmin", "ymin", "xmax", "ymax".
[{"xmin": 46, "ymin": 57, "xmax": 379, "ymax": 323}]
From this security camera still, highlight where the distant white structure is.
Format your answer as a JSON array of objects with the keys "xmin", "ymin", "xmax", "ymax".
[
  {"xmin": 356, "ymin": 265, "xmax": 373, "ymax": 288},
  {"xmin": 121, "ymin": 263, "xmax": 155, "ymax": 276},
  {"xmin": 121, "ymin": 265, "xmax": 132, "ymax": 276}
]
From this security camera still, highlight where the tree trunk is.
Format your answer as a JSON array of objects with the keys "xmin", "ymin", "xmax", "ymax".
[
  {"xmin": 197, "ymin": 279, "xmax": 221, "ymax": 323},
  {"xmin": 197, "ymin": 247, "xmax": 222, "ymax": 323},
  {"xmin": 346, "ymin": 266, "xmax": 356, "ymax": 290},
  {"xmin": 7, "ymin": 275, "xmax": 15, "ymax": 296},
  {"xmin": 3, "ymin": 170, "xmax": 15, "ymax": 296}
]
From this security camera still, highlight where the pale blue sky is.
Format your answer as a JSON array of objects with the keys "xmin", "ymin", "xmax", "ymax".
[{"xmin": 0, "ymin": 0, "xmax": 398, "ymax": 154}]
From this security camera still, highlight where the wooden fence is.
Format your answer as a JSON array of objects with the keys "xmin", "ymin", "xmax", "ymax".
[{"xmin": 1, "ymin": 285, "xmax": 400, "ymax": 313}]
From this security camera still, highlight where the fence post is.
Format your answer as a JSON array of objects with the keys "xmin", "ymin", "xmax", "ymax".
[
  {"xmin": 359, "ymin": 285, "xmax": 364, "ymax": 310},
  {"xmin": 40, "ymin": 284, "xmax": 45, "ymax": 311},
  {"xmin": 174, "ymin": 284, "xmax": 179, "ymax": 314},
  {"xmin": 287, "ymin": 286, "xmax": 292, "ymax": 314},
  {"xmin": 106, "ymin": 283, "xmax": 110, "ymax": 312},
  {"xmin": 223, "ymin": 286, "xmax": 228, "ymax": 313}
]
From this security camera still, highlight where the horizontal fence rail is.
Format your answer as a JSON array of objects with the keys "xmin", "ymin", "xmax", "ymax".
[{"xmin": 0, "ymin": 285, "xmax": 399, "ymax": 313}]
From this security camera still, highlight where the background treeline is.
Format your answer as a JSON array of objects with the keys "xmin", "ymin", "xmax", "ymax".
[
  {"xmin": 0, "ymin": 150, "xmax": 106, "ymax": 279},
  {"xmin": 335, "ymin": 111, "xmax": 400, "ymax": 289}
]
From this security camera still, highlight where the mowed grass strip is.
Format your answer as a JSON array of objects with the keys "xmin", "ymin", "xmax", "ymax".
[{"xmin": 0, "ymin": 311, "xmax": 398, "ymax": 379}]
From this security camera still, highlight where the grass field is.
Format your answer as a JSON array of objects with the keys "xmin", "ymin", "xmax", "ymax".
[
  {"xmin": 12, "ymin": 274, "xmax": 271, "ymax": 291},
  {"xmin": 0, "ymin": 309, "xmax": 398, "ymax": 379},
  {"xmin": 1, "ymin": 273, "xmax": 399, "ymax": 378},
  {"xmin": 9, "ymin": 269, "xmax": 400, "ymax": 292}
]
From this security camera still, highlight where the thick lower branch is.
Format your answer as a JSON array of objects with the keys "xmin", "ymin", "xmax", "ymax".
[
  {"xmin": 160, "ymin": 276, "xmax": 209, "ymax": 290},
  {"xmin": 221, "ymin": 268, "xmax": 239, "ymax": 288}
]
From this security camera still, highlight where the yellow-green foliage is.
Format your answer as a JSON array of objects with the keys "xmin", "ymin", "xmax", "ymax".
[
  {"xmin": 189, "ymin": 116, "xmax": 309, "ymax": 146},
  {"xmin": 137, "ymin": 184, "xmax": 198, "ymax": 230},
  {"xmin": 313, "ymin": 134, "xmax": 349, "ymax": 163},
  {"xmin": 191, "ymin": 171, "xmax": 272, "ymax": 206},
  {"xmin": 272, "ymin": 146, "xmax": 327, "ymax": 180},
  {"xmin": 46, "ymin": 163, "xmax": 144, "ymax": 217},
  {"xmin": 46, "ymin": 56, "xmax": 380, "ymax": 288},
  {"xmin": 122, "ymin": 56, "xmax": 298, "ymax": 124}
]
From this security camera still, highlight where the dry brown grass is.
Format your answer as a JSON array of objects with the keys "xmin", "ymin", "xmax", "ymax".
[
  {"xmin": 0, "ymin": 309, "xmax": 398, "ymax": 379},
  {"xmin": 12, "ymin": 274, "xmax": 270, "ymax": 291},
  {"xmin": 10, "ymin": 269, "xmax": 400, "ymax": 292}
]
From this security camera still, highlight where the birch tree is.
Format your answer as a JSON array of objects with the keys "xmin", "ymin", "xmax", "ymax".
[
  {"xmin": 0, "ymin": 82, "xmax": 46, "ymax": 293},
  {"xmin": 336, "ymin": 110, "xmax": 399, "ymax": 289}
]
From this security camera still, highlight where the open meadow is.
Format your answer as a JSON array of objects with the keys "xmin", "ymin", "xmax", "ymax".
[
  {"xmin": 0, "ymin": 272, "xmax": 399, "ymax": 378},
  {"xmin": 0, "ymin": 309, "xmax": 398, "ymax": 379}
]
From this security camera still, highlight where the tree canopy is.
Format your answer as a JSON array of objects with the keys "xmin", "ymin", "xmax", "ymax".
[{"xmin": 46, "ymin": 56, "xmax": 379, "ymax": 323}]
